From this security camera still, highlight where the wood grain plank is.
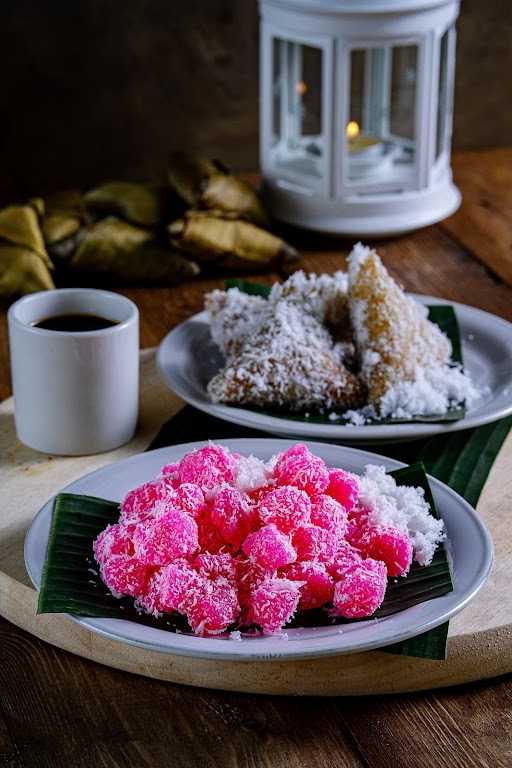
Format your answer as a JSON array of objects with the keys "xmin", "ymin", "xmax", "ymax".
[
  {"xmin": 0, "ymin": 617, "xmax": 365, "ymax": 768},
  {"xmin": 0, "ymin": 702, "xmax": 23, "ymax": 768},
  {"xmin": 441, "ymin": 148, "xmax": 512, "ymax": 286},
  {"xmin": 2, "ymin": 608, "xmax": 512, "ymax": 768},
  {"xmin": 339, "ymin": 676, "xmax": 512, "ymax": 768}
]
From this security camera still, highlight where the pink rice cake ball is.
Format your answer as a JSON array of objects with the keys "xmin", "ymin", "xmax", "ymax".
[
  {"xmin": 358, "ymin": 525, "xmax": 413, "ymax": 577},
  {"xmin": 176, "ymin": 444, "xmax": 237, "ymax": 496},
  {"xmin": 291, "ymin": 524, "xmax": 325, "ymax": 561},
  {"xmin": 316, "ymin": 528, "xmax": 342, "ymax": 565},
  {"xmin": 326, "ymin": 541, "xmax": 363, "ymax": 580},
  {"xmin": 160, "ymin": 462, "xmax": 180, "ymax": 485},
  {"xmin": 119, "ymin": 478, "xmax": 172, "ymax": 525},
  {"xmin": 310, "ymin": 494, "xmax": 348, "ymax": 535},
  {"xmin": 158, "ymin": 560, "xmax": 202, "ymax": 613},
  {"xmin": 257, "ymin": 485, "xmax": 311, "ymax": 533},
  {"xmin": 247, "ymin": 485, "xmax": 273, "ymax": 505},
  {"xmin": 345, "ymin": 506, "xmax": 371, "ymax": 549},
  {"xmin": 235, "ymin": 557, "xmax": 270, "ymax": 608},
  {"xmin": 197, "ymin": 509, "xmax": 228, "ymax": 554},
  {"xmin": 133, "ymin": 508, "xmax": 199, "ymax": 566},
  {"xmin": 247, "ymin": 577, "xmax": 303, "ymax": 634},
  {"xmin": 273, "ymin": 444, "xmax": 330, "ymax": 497},
  {"xmin": 327, "ymin": 468, "xmax": 360, "ymax": 513},
  {"xmin": 93, "ymin": 523, "xmax": 135, "ymax": 565},
  {"xmin": 242, "ymin": 524, "xmax": 297, "ymax": 570},
  {"xmin": 283, "ymin": 561, "xmax": 334, "ymax": 610},
  {"xmin": 135, "ymin": 568, "xmax": 166, "ymax": 617},
  {"xmin": 332, "ymin": 557, "xmax": 387, "ymax": 619},
  {"xmin": 100, "ymin": 554, "xmax": 150, "ymax": 598},
  {"xmin": 185, "ymin": 579, "xmax": 240, "ymax": 635},
  {"xmin": 168, "ymin": 482, "xmax": 205, "ymax": 519},
  {"xmin": 193, "ymin": 552, "xmax": 237, "ymax": 583},
  {"xmin": 210, "ymin": 486, "xmax": 256, "ymax": 548}
]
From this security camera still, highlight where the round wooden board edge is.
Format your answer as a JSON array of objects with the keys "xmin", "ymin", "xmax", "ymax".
[{"xmin": 2, "ymin": 574, "xmax": 512, "ymax": 696}]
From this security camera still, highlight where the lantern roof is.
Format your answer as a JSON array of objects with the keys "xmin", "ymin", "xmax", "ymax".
[{"xmin": 262, "ymin": 0, "xmax": 457, "ymax": 13}]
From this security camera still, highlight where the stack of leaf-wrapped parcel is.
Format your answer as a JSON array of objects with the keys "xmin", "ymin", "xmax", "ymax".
[{"xmin": 0, "ymin": 152, "xmax": 300, "ymax": 301}]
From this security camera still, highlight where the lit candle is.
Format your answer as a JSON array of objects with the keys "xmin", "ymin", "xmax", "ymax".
[
  {"xmin": 346, "ymin": 121, "xmax": 381, "ymax": 154},
  {"xmin": 346, "ymin": 121, "xmax": 392, "ymax": 179}
]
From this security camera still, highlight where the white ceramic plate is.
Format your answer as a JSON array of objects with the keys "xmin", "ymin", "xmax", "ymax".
[
  {"xmin": 157, "ymin": 295, "xmax": 512, "ymax": 443},
  {"xmin": 25, "ymin": 438, "xmax": 493, "ymax": 661}
]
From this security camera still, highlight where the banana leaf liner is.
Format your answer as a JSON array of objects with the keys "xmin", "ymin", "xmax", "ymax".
[
  {"xmin": 168, "ymin": 151, "xmax": 269, "ymax": 227},
  {"xmin": 69, "ymin": 216, "xmax": 199, "ymax": 285},
  {"xmin": 0, "ymin": 201, "xmax": 55, "ymax": 299},
  {"xmin": 169, "ymin": 211, "xmax": 298, "ymax": 270},
  {"xmin": 84, "ymin": 181, "xmax": 184, "ymax": 228}
]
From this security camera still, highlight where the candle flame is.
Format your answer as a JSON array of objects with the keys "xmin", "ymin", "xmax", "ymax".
[
  {"xmin": 295, "ymin": 81, "xmax": 308, "ymax": 96},
  {"xmin": 346, "ymin": 121, "xmax": 360, "ymax": 140}
]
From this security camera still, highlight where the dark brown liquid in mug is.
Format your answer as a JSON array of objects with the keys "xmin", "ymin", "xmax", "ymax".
[{"xmin": 33, "ymin": 314, "xmax": 118, "ymax": 332}]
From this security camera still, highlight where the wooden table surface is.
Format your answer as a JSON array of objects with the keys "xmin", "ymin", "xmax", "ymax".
[{"xmin": 1, "ymin": 149, "xmax": 512, "ymax": 767}]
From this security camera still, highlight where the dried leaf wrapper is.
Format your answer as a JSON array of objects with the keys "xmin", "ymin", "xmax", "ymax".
[
  {"xmin": 84, "ymin": 182, "xmax": 179, "ymax": 228},
  {"xmin": 168, "ymin": 151, "xmax": 268, "ymax": 226},
  {"xmin": 0, "ymin": 203, "xmax": 54, "ymax": 298},
  {"xmin": 169, "ymin": 212, "xmax": 297, "ymax": 270},
  {"xmin": 71, "ymin": 216, "xmax": 199, "ymax": 285}
]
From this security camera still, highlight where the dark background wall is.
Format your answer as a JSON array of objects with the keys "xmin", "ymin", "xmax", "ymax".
[{"xmin": 1, "ymin": 0, "xmax": 511, "ymax": 200}]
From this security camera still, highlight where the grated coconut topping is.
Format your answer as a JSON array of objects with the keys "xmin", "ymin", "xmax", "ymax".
[
  {"xmin": 205, "ymin": 288, "xmax": 268, "ymax": 361},
  {"xmin": 207, "ymin": 299, "xmax": 364, "ymax": 411},
  {"xmin": 205, "ymin": 250, "xmax": 482, "ymax": 421},
  {"xmin": 269, "ymin": 269, "xmax": 349, "ymax": 326},
  {"xmin": 234, "ymin": 454, "xmax": 274, "ymax": 492},
  {"xmin": 359, "ymin": 464, "xmax": 445, "ymax": 565}
]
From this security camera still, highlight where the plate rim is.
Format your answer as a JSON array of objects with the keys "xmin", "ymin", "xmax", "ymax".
[
  {"xmin": 156, "ymin": 294, "xmax": 512, "ymax": 442},
  {"xmin": 24, "ymin": 438, "xmax": 494, "ymax": 661}
]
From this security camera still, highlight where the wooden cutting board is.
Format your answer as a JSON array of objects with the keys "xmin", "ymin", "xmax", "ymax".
[{"xmin": 1, "ymin": 349, "xmax": 511, "ymax": 696}]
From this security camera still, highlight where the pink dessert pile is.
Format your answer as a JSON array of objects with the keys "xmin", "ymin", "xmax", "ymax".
[{"xmin": 93, "ymin": 443, "xmax": 415, "ymax": 636}]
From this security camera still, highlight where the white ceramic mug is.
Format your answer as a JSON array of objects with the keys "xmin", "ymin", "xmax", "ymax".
[{"xmin": 8, "ymin": 288, "xmax": 139, "ymax": 455}]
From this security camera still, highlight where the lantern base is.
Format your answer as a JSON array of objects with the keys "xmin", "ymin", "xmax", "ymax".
[{"xmin": 262, "ymin": 177, "xmax": 461, "ymax": 237}]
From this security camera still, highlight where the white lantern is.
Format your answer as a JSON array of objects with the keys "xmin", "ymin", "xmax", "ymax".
[{"xmin": 259, "ymin": 0, "xmax": 461, "ymax": 235}]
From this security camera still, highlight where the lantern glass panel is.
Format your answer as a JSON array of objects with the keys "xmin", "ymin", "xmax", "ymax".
[
  {"xmin": 436, "ymin": 29, "xmax": 450, "ymax": 160},
  {"xmin": 271, "ymin": 38, "xmax": 323, "ymax": 182},
  {"xmin": 346, "ymin": 44, "xmax": 418, "ymax": 188}
]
